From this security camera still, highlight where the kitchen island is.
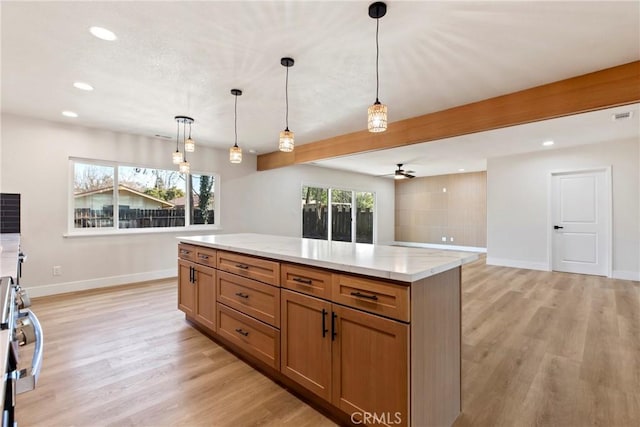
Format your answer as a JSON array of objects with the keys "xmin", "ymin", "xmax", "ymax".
[{"xmin": 176, "ymin": 233, "xmax": 477, "ymax": 427}]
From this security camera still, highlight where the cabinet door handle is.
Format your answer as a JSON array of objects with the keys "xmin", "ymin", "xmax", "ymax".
[
  {"xmin": 189, "ymin": 266, "xmax": 194, "ymax": 283},
  {"xmin": 331, "ymin": 311, "xmax": 337, "ymax": 341},
  {"xmin": 322, "ymin": 308, "xmax": 328, "ymax": 338},
  {"xmin": 235, "ymin": 263, "xmax": 249, "ymax": 270},
  {"xmin": 235, "ymin": 328, "xmax": 249, "ymax": 337},
  {"xmin": 191, "ymin": 267, "xmax": 196, "ymax": 284},
  {"xmin": 235, "ymin": 292, "xmax": 249, "ymax": 299},
  {"xmin": 293, "ymin": 277, "xmax": 312, "ymax": 285},
  {"xmin": 350, "ymin": 291, "xmax": 378, "ymax": 301}
]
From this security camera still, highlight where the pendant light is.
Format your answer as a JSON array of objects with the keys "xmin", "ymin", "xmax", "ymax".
[
  {"xmin": 185, "ymin": 121, "xmax": 195, "ymax": 152},
  {"xmin": 174, "ymin": 115, "xmax": 193, "ymax": 173},
  {"xmin": 367, "ymin": 2, "xmax": 388, "ymax": 133},
  {"xmin": 172, "ymin": 118, "xmax": 183, "ymax": 164},
  {"xmin": 279, "ymin": 57, "xmax": 295, "ymax": 152},
  {"xmin": 229, "ymin": 89, "xmax": 243, "ymax": 164}
]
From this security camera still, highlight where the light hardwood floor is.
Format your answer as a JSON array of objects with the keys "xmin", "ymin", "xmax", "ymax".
[{"xmin": 17, "ymin": 258, "xmax": 639, "ymax": 426}]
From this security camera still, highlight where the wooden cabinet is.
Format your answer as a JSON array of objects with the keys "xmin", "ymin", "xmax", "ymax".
[
  {"xmin": 194, "ymin": 264, "xmax": 216, "ymax": 330},
  {"xmin": 281, "ymin": 290, "xmax": 332, "ymax": 401},
  {"xmin": 217, "ymin": 251, "xmax": 280, "ymax": 285},
  {"xmin": 178, "ymin": 243, "xmax": 197, "ymax": 263},
  {"xmin": 178, "ymin": 247, "xmax": 217, "ymax": 331},
  {"xmin": 332, "ymin": 274, "xmax": 410, "ymax": 322},
  {"xmin": 282, "ymin": 263, "xmax": 332, "ymax": 299},
  {"xmin": 281, "ymin": 289, "xmax": 409, "ymax": 425},
  {"xmin": 178, "ymin": 259, "xmax": 196, "ymax": 316},
  {"xmin": 217, "ymin": 303, "xmax": 280, "ymax": 369},
  {"xmin": 179, "ymin": 242, "xmax": 462, "ymax": 427},
  {"xmin": 217, "ymin": 270, "xmax": 280, "ymax": 327},
  {"xmin": 332, "ymin": 304, "xmax": 408, "ymax": 426}
]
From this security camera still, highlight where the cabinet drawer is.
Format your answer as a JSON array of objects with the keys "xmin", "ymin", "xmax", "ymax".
[
  {"xmin": 195, "ymin": 247, "xmax": 217, "ymax": 268},
  {"xmin": 332, "ymin": 275, "xmax": 410, "ymax": 322},
  {"xmin": 217, "ymin": 271, "xmax": 280, "ymax": 327},
  {"xmin": 217, "ymin": 251, "xmax": 280, "ymax": 286},
  {"xmin": 281, "ymin": 263, "xmax": 332, "ymax": 300},
  {"xmin": 217, "ymin": 303, "xmax": 280, "ymax": 369},
  {"xmin": 178, "ymin": 243, "xmax": 197, "ymax": 262}
]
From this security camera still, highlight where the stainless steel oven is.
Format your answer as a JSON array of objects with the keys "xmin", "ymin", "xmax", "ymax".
[
  {"xmin": 1, "ymin": 229, "xmax": 43, "ymax": 425},
  {"xmin": 1, "ymin": 275, "xmax": 44, "ymax": 426}
]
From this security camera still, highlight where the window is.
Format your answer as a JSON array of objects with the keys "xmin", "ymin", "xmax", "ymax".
[
  {"xmin": 190, "ymin": 174, "xmax": 215, "ymax": 225},
  {"xmin": 71, "ymin": 159, "xmax": 218, "ymax": 233},
  {"xmin": 301, "ymin": 186, "xmax": 374, "ymax": 244}
]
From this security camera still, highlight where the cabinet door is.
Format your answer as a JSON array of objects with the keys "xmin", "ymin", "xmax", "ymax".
[
  {"xmin": 194, "ymin": 264, "xmax": 216, "ymax": 331},
  {"xmin": 332, "ymin": 305, "xmax": 409, "ymax": 427},
  {"xmin": 281, "ymin": 290, "xmax": 332, "ymax": 401},
  {"xmin": 178, "ymin": 259, "xmax": 195, "ymax": 316}
]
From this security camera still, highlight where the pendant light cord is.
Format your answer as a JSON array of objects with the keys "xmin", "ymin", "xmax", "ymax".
[
  {"xmin": 182, "ymin": 120, "xmax": 187, "ymax": 161},
  {"xmin": 175, "ymin": 120, "xmax": 180, "ymax": 151},
  {"xmin": 375, "ymin": 17, "xmax": 380, "ymax": 103},
  {"xmin": 285, "ymin": 65, "xmax": 290, "ymax": 131},
  {"xmin": 234, "ymin": 93, "xmax": 239, "ymax": 147}
]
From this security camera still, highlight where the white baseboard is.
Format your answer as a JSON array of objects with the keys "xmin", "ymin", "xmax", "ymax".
[
  {"xmin": 612, "ymin": 270, "xmax": 640, "ymax": 281},
  {"xmin": 393, "ymin": 241, "xmax": 487, "ymax": 253},
  {"xmin": 25, "ymin": 268, "xmax": 177, "ymax": 298},
  {"xmin": 485, "ymin": 257, "xmax": 549, "ymax": 271}
]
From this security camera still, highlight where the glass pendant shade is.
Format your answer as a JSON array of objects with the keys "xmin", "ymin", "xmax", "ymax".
[
  {"xmin": 179, "ymin": 160, "xmax": 190, "ymax": 174},
  {"xmin": 184, "ymin": 137, "xmax": 195, "ymax": 152},
  {"xmin": 172, "ymin": 150, "xmax": 183, "ymax": 164},
  {"xmin": 367, "ymin": 102, "xmax": 388, "ymax": 132},
  {"xmin": 279, "ymin": 129, "xmax": 295, "ymax": 152},
  {"xmin": 229, "ymin": 144, "xmax": 242, "ymax": 163}
]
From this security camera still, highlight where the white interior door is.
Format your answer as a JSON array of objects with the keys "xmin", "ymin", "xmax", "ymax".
[{"xmin": 551, "ymin": 169, "xmax": 610, "ymax": 276}]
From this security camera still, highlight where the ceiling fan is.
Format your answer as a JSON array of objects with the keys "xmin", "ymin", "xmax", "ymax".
[{"xmin": 394, "ymin": 164, "xmax": 415, "ymax": 179}]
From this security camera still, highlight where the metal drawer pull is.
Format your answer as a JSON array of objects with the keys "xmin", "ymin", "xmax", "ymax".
[
  {"xmin": 293, "ymin": 277, "xmax": 312, "ymax": 285},
  {"xmin": 331, "ymin": 312, "xmax": 337, "ymax": 341},
  {"xmin": 198, "ymin": 254, "xmax": 209, "ymax": 259},
  {"xmin": 180, "ymin": 250, "xmax": 190, "ymax": 255},
  {"xmin": 235, "ymin": 263, "xmax": 249, "ymax": 269},
  {"xmin": 322, "ymin": 308, "xmax": 328, "ymax": 338},
  {"xmin": 235, "ymin": 292, "xmax": 249, "ymax": 299},
  {"xmin": 350, "ymin": 291, "xmax": 379, "ymax": 301},
  {"xmin": 235, "ymin": 328, "xmax": 249, "ymax": 337}
]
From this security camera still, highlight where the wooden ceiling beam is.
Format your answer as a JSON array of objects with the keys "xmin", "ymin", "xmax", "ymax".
[{"xmin": 257, "ymin": 61, "xmax": 640, "ymax": 171}]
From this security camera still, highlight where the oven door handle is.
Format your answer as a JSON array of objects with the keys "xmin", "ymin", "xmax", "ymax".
[{"xmin": 16, "ymin": 309, "xmax": 44, "ymax": 394}]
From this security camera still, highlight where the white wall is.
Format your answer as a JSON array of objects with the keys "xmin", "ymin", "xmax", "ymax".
[
  {"xmin": 0, "ymin": 113, "xmax": 394, "ymax": 296},
  {"xmin": 487, "ymin": 138, "xmax": 640, "ymax": 280}
]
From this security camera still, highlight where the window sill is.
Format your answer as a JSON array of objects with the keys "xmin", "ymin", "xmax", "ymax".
[{"xmin": 64, "ymin": 225, "xmax": 222, "ymax": 238}]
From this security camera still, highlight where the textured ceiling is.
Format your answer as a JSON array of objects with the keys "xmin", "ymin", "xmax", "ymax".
[{"xmin": 1, "ymin": 1, "xmax": 639, "ymax": 175}]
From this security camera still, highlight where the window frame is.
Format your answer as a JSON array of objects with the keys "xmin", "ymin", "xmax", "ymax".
[
  {"xmin": 301, "ymin": 183, "xmax": 376, "ymax": 244},
  {"xmin": 67, "ymin": 157, "xmax": 221, "ymax": 236}
]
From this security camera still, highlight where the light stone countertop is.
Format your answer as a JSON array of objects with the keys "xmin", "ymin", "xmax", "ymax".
[{"xmin": 177, "ymin": 233, "xmax": 478, "ymax": 283}]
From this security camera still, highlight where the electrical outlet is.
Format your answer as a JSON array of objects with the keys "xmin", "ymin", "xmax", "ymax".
[
  {"xmin": 441, "ymin": 236, "xmax": 447, "ymax": 242},
  {"xmin": 450, "ymin": 237, "xmax": 454, "ymax": 242},
  {"xmin": 53, "ymin": 265, "xmax": 62, "ymax": 276}
]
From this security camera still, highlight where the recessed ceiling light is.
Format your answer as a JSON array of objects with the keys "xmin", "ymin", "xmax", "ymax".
[
  {"xmin": 73, "ymin": 82, "xmax": 94, "ymax": 91},
  {"xmin": 89, "ymin": 26, "xmax": 117, "ymax": 41},
  {"xmin": 62, "ymin": 111, "xmax": 78, "ymax": 118},
  {"xmin": 458, "ymin": 168, "xmax": 465, "ymax": 172},
  {"xmin": 542, "ymin": 140, "xmax": 555, "ymax": 146}
]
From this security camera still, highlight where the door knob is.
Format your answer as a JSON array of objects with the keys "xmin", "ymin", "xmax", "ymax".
[{"xmin": 553, "ymin": 225, "xmax": 564, "ymax": 230}]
